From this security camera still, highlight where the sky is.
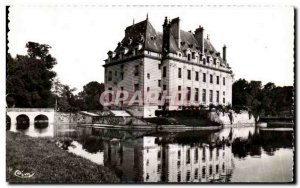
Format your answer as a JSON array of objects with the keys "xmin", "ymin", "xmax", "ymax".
[{"xmin": 8, "ymin": 5, "xmax": 294, "ymax": 93}]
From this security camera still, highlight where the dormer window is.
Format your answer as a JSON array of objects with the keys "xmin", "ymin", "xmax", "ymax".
[
  {"xmin": 207, "ymin": 56, "xmax": 210, "ymax": 63},
  {"xmin": 180, "ymin": 41, "xmax": 186, "ymax": 46},
  {"xmin": 213, "ymin": 58, "xmax": 217, "ymax": 65},
  {"xmin": 192, "ymin": 52, "xmax": 196, "ymax": 59},
  {"xmin": 187, "ymin": 54, "xmax": 191, "ymax": 61}
]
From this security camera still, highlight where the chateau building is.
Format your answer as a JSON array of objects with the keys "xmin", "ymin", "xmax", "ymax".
[{"xmin": 104, "ymin": 16, "xmax": 234, "ymax": 117}]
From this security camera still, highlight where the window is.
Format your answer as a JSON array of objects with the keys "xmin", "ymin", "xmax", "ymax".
[
  {"xmin": 202, "ymin": 89, "xmax": 206, "ymax": 103},
  {"xmin": 203, "ymin": 73, "xmax": 206, "ymax": 82},
  {"xmin": 207, "ymin": 56, "xmax": 210, "ymax": 63},
  {"xmin": 223, "ymin": 91, "xmax": 225, "ymax": 96},
  {"xmin": 194, "ymin": 168, "xmax": 199, "ymax": 179},
  {"xmin": 186, "ymin": 149, "xmax": 191, "ymax": 164},
  {"xmin": 163, "ymin": 66, "xmax": 167, "ymax": 77},
  {"xmin": 134, "ymin": 84, "xmax": 139, "ymax": 100},
  {"xmin": 120, "ymin": 87, "xmax": 124, "ymax": 99},
  {"xmin": 178, "ymin": 150, "xmax": 181, "ymax": 159},
  {"xmin": 209, "ymin": 90, "xmax": 213, "ymax": 103},
  {"xmin": 163, "ymin": 85, "xmax": 167, "ymax": 91},
  {"xmin": 178, "ymin": 86, "xmax": 181, "ymax": 91},
  {"xmin": 216, "ymin": 164, "xmax": 219, "ymax": 173},
  {"xmin": 195, "ymin": 88, "xmax": 199, "ymax": 102},
  {"xmin": 210, "ymin": 74, "xmax": 213, "ymax": 84},
  {"xmin": 195, "ymin": 71, "xmax": 199, "ymax": 81},
  {"xmin": 147, "ymin": 73, "xmax": 150, "ymax": 79},
  {"xmin": 177, "ymin": 173, "xmax": 181, "ymax": 182},
  {"xmin": 147, "ymin": 87, "xmax": 150, "ymax": 92},
  {"xmin": 199, "ymin": 54, "xmax": 203, "ymax": 61},
  {"xmin": 121, "ymin": 72, "xmax": 124, "ymax": 80},
  {"xmin": 223, "ymin": 77, "xmax": 226, "ymax": 85},
  {"xmin": 209, "ymin": 165, "xmax": 213, "ymax": 176},
  {"xmin": 202, "ymin": 148, "xmax": 206, "ymax": 161},
  {"xmin": 158, "ymin": 80, "xmax": 161, "ymax": 87},
  {"xmin": 213, "ymin": 58, "xmax": 217, "ymax": 65},
  {"xmin": 108, "ymin": 87, "xmax": 112, "ymax": 102},
  {"xmin": 192, "ymin": 52, "xmax": 195, "ymax": 59},
  {"xmin": 134, "ymin": 65, "xmax": 139, "ymax": 76},
  {"xmin": 217, "ymin": 76, "xmax": 219, "ymax": 84},
  {"xmin": 158, "ymin": 64, "xmax": 161, "ymax": 70},
  {"xmin": 187, "ymin": 87, "xmax": 191, "ymax": 101},
  {"xmin": 187, "ymin": 70, "xmax": 191, "ymax": 80},
  {"xmin": 223, "ymin": 98, "xmax": 225, "ymax": 104},
  {"xmin": 216, "ymin": 91, "xmax": 220, "ymax": 103},
  {"xmin": 203, "ymin": 58, "xmax": 206, "ymax": 65},
  {"xmin": 178, "ymin": 68, "xmax": 182, "ymax": 78},
  {"xmin": 108, "ymin": 71, "xmax": 112, "ymax": 81},
  {"xmin": 186, "ymin": 171, "xmax": 191, "ymax": 181},
  {"xmin": 195, "ymin": 148, "xmax": 199, "ymax": 163},
  {"xmin": 202, "ymin": 167, "xmax": 206, "ymax": 178},
  {"xmin": 188, "ymin": 54, "xmax": 191, "ymax": 61}
]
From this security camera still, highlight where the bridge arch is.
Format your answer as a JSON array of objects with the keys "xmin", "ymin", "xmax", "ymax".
[
  {"xmin": 6, "ymin": 115, "xmax": 11, "ymax": 131},
  {"xmin": 34, "ymin": 114, "xmax": 49, "ymax": 129},
  {"xmin": 16, "ymin": 114, "xmax": 30, "ymax": 130}
]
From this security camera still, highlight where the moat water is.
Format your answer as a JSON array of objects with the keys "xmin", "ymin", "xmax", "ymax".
[{"xmin": 54, "ymin": 125, "xmax": 293, "ymax": 183}]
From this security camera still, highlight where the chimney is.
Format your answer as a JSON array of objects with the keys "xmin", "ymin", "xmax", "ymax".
[
  {"xmin": 170, "ymin": 17, "xmax": 181, "ymax": 48},
  {"xmin": 222, "ymin": 45, "xmax": 227, "ymax": 61},
  {"xmin": 194, "ymin": 25, "xmax": 204, "ymax": 53},
  {"xmin": 162, "ymin": 17, "xmax": 171, "ymax": 57}
]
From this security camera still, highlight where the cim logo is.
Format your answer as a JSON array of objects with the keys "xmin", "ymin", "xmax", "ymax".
[{"xmin": 14, "ymin": 170, "xmax": 35, "ymax": 178}]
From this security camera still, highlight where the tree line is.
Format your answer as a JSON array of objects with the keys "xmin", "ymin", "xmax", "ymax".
[
  {"xmin": 6, "ymin": 42, "xmax": 105, "ymax": 112},
  {"xmin": 232, "ymin": 79, "xmax": 293, "ymax": 119}
]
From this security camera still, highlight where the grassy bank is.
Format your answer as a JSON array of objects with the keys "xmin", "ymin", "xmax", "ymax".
[{"xmin": 6, "ymin": 132, "xmax": 119, "ymax": 183}]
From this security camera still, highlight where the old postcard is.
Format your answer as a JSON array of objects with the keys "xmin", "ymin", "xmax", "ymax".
[{"xmin": 6, "ymin": 5, "xmax": 294, "ymax": 183}]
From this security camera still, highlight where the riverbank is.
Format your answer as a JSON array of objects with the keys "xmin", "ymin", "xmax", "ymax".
[{"xmin": 6, "ymin": 132, "xmax": 119, "ymax": 183}]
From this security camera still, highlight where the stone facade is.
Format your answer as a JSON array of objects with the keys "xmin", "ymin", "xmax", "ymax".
[{"xmin": 103, "ymin": 16, "xmax": 234, "ymax": 117}]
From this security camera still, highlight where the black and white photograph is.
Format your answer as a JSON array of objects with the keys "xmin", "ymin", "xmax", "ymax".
[{"xmin": 5, "ymin": 4, "xmax": 295, "ymax": 184}]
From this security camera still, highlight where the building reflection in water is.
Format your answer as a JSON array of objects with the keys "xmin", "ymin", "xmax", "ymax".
[{"xmin": 103, "ymin": 135, "xmax": 233, "ymax": 183}]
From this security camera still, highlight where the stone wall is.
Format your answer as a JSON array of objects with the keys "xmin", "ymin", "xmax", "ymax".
[{"xmin": 208, "ymin": 110, "xmax": 255, "ymax": 126}]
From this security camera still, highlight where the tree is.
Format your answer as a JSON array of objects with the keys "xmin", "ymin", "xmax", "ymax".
[
  {"xmin": 6, "ymin": 42, "xmax": 57, "ymax": 108},
  {"xmin": 77, "ymin": 81, "xmax": 105, "ymax": 111}
]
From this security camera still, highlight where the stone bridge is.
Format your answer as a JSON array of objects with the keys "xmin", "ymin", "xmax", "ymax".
[{"xmin": 6, "ymin": 108, "xmax": 55, "ymax": 137}]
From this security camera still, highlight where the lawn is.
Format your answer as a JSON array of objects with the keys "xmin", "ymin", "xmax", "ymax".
[{"xmin": 6, "ymin": 132, "xmax": 119, "ymax": 183}]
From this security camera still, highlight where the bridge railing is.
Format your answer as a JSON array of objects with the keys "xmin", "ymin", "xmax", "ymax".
[{"xmin": 6, "ymin": 108, "xmax": 55, "ymax": 112}]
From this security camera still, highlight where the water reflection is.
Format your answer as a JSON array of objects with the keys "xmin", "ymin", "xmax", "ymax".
[{"xmin": 56, "ymin": 126, "xmax": 293, "ymax": 183}]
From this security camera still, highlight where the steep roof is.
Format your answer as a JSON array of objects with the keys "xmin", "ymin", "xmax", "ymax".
[
  {"xmin": 114, "ymin": 19, "xmax": 162, "ymax": 53},
  {"xmin": 112, "ymin": 18, "xmax": 221, "ymax": 58}
]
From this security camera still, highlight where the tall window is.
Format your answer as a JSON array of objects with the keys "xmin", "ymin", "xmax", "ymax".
[
  {"xmin": 209, "ymin": 90, "xmax": 213, "ymax": 103},
  {"xmin": 187, "ymin": 87, "xmax": 191, "ymax": 101},
  {"xmin": 178, "ymin": 86, "xmax": 182, "ymax": 101},
  {"xmin": 210, "ymin": 74, "xmax": 213, "ymax": 84},
  {"xmin": 120, "ymin": 87, "xmax": 124, "ymax": 99},
  {"xmin": 195, "ymin": 71, "xmax": 199, "ymax": 81},
  {"xmin": 134, "ymin": 84, "xmax": 139, "ymax": 100},
  {"xmin": 163, "ymin": 66, "xmax": 167, "ymax": 77},
  {"xmin": 188, "ymin": 54, "xmax": 191, "ymax": 61},
  {"xmin": 108, "ymin": 87, "xmax": 112, "ymax": 102},
  {"xmin": 217, "ymin": 76, "xmax": 219, "ymax": 84},
  {"xmin": 195, "ymin": 88, "xmax": 199, "ymax": 102},
  {"xmin": 223, "ymin": 97, "xmax": 225, "ymax": 104},
  {"xmin": 216, "ymin": 91, "xmax": 220, "ymax": 103},
  {"xmin": 187, "ymin": 70, "xmax": 191, "ymax": 80},
  {"xmin": 203, "ymin": 58, "xmax": 206, "ymax": 65},
  {"xmin": 202, "ymin": 89, "xmax": 206, "ymax": 103},
  {"xmin": 108, "ymin": 71, "xmax": 112, "ymax": 81},
  {"xmin": 158, "ymin": 80, "xmax": 161, "ymax": 87},
  {"xmin": 134, "ymin": 65, "xmax": 139, "ymax": 76},
  {"xmin": 203, "ymin": 73, "xmax": 206, "ymax": 82},
  {"xmin": 121, "ymin": 72, "xmax": 124, "ymax": 80},
  {"xmin": 147, "ymin": 73, "xmax": 150, "ymax": 79},
  {"xmin": 178, "ymin": 68, "xmax": 182, "ymax": 78},
  {"xmin": 163, "ymin": 85, "xmax": 167, "ymax": 91},
  {"xmin": 192, "ymin": 52, "xmax": 195, "ymax": 59},
  {"xmin": 223, "ymin": 77, "xmax": 226, "ymax": 85}
]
